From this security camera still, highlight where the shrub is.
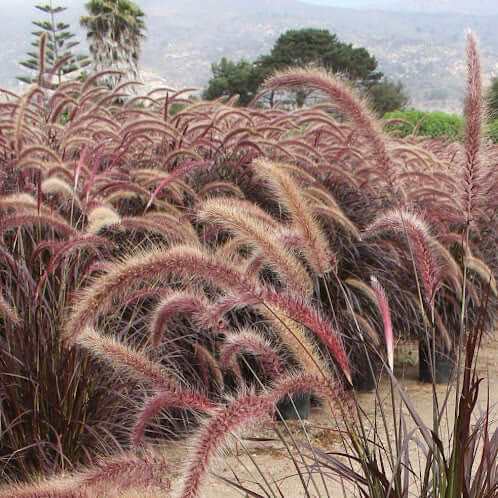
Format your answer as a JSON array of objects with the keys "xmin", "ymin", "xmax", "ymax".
[
  {"xmin": 384, "ymin": 109, "xmax": 465, "ymax": 141},
  {"xmin": 0, "ymin": 28, "xmax": 496, "ymax": 498}
]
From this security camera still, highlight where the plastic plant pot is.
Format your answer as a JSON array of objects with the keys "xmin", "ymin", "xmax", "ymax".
[
  {"xmin": 418, "ymin": 340, "xmax": 455, "ymax": 383},
  {"xmin": 276, "ymin": 393, "xmax": 311, "ymax": 420}
]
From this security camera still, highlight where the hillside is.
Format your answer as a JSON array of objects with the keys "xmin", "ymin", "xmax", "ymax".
[{"xmin": 2, "ymin": 0, "xmax": 498, "ymax": 112}]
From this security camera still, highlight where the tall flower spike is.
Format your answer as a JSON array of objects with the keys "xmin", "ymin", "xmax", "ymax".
[
  {"xmin": 370, "ymin": 276, "xmax": 394, "ymax": 370},
  {"xmin": 263, "ymin": 67, "xmax": 395, "ymax": 189},
  {"xmin": 364, "ymin": 209, "xmax": 442, "ymax": 305},
  {"xmin": 198, "ymin": 197, "xmax": 313, "ymax": 296},
  {"xmin": 252, "ymin": 158, "xmax": 335, "ymax": 275},
  {"xmin": 179, "ymin": 390, "xmax": 273, "ymax": 498},
  {"xmin": 461, "ymin": 31, "xmax": 484, "ymax": 226}
]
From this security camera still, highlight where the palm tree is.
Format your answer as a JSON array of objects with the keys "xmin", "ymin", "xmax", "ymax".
[{"xmin": 80, "ymin": 0, "xmax": 146, "ymax": 89}]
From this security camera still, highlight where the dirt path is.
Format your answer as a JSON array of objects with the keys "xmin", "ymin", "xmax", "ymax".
[{"xmin": 166, "ymin": 337, "xmax": 498, "ymax": 497}]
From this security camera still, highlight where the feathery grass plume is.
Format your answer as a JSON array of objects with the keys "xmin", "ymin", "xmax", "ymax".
[
  {"xmin": 77, "ymin": 453, "xmax": 170, "ymax": 493},
  {"xmin": 461, "ymin": 32, "xmax": 485, "ymax": 225},
  {"xmin": 179, "ymin": 390, "xmax": 275, "ymax": 498},
  {"xmin": 252, "ymin": 159, "xmax": 334, "ymax": 275},
  {"xmin": 0, "ymin": 214, "xmax": 77, "ymax": 238},
  {"xmin": 180, "ymin": 371, "xmax": 351, "ymax": 498},
  {"xmin": 194, "ymin": 343, "xmax": 224, "ymax": 390},
  {"xmin": 117, "ymin": 216, "xmax": 199, "ymax": 245},
  {"xmin": 198, "ymin": 181, "xmax": 245, "ymax": 199},
  {"xmin": 269, "ymin": 371, "xmax": 353, "ymax": 417},
  {"xmin": 145, "ymin": 160, "xmax": 209, "ymax": 211},
  {"xmin": 76, "ymin": 327, "xmax": 174, "ymax": 389},
  {"xmin": 364, "ymin": 208, "xmax": 442, "ymax": 305},
  {"xmin": 370, "ymin": 276, "xmax": 394, "ymax": 370},
  {"xmin": 86, "ymin": 205, "xmax": 121, "ymax": 234},
  {"xmin": 149, "ymin": 291, "xmax": 209, "ymax": 348},
  {"xmin": 0, "ymin": 453, "xmax": 170, "ymax": 498},
  {"xmin": 0, "ymin": 193, "xmax": 45, "ymax": 213},
  {"xmin": 132, "ymin": 390, "xmax": 217, "ymax": 447},
  {"xmin": 42, "ymin": 177, "xmax": 82, "ymax": 209},
  {"xmin": 65, "ymin": 245, "xmax": 350, "ymax": 381},
  {"xmin": 262, "ymin": 289, "xmax": 351, "ymax": 384},
  {"xmin": 346, "ymin": 309, "xmax": 381, "ymax": 348},
  {"xmin": 64, "ymin": 245, "xmax": 251, "ymax": 342},
  {"xmin": 261, "ymin": 302, "xmax": 329, "ymax": 378},
  {"xmin": 0, "ymin": 289, "xmax": 21, "ymax": 326},
  {"xmin": 433, "ymin": 239, "xmax": 463, "ymax": 296},
  {"xmin": 263, "ymin": 67, "xmax": 395, "ymax": 188},
  {"xmin": 220, "ymin": 329, "xmax": 283, "ymax": 380},
  {"xmin": 198, "ymin": 197, "xmax": 313, "ymax": 296},
  {"xmin": 312, "ymin": 204, "xmax": 361, "ymax": 240},
  {"xmin": 345, "ymin": 278, "xmax": 379, "ymax": 308},
  {"xmin": 464, "ymin": 255, "xmax": 497, "ymax": 296}
]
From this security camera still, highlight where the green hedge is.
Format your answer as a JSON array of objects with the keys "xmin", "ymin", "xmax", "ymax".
[
  {"xmin": 485, "ymin": 119, "xmax": 498, "ymax": 143},
  {"xmin": 383, "ymin": 110, "xmax": 464, "ymax": 141}
]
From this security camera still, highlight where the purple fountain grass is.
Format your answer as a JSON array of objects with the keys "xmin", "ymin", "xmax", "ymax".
[
  {"xmin": 179, "ymin": 372, "xmax": 350, "ymax": 498},
  {"xmin": 178, "ymin": 389, "xmax": 274, "ymax": 498},
  {"xmin": 364, "ymin": 208, "xmax": 443, "ymax": 305},
  {"xmin": 252, "ymin": 158, "xmax": 335, "ymax": 275},
  {"xmin": 132, "ymin": 390, "xmax": 217, "ymax": 447},
  {"xmin": 370, "ymin": 276, "xmax": 394, "ymax": 370},
  {"xmin": 0, "ymin": 213, "xmax": 77, "ymax": 238},
  {"xmin": 263, "ymin": 67, "xmax": 396, "ymax": 189},
  {"xmin": 197, "ymin": 197, "xmax": 313, "ymax": 296},
  {"xmin": 262, "ymin": 288, "xmax": 352, "ymax": 384},
  {"xmin": 77, "ymin": 453, "xmax": 170, "ymax": 493},
  {"xmin": 75, "ymin": 326, "xmax": 177, "ymax": 389},
  {"xmin": 0, "ymin": 288, "xmax": 21, "ymax": 326},
  {"xmin": 270, "ymin": 371, "xmax": 354, "ymax": 418},
  {"xmin": 461, "ymin": 32, "xmax": 485, "ymax": 227},
  {"xmin": 145, "ymin": 160, "xmax": 210, "ymax": 211},
  {"xmin": 149, "ymin": 291, "xmax": 209, "ymax": 348},
  {"xmin": 194, "ymin": 343, "xmax": 224, "ymax": 390},
  {"xmin": 0, "ymin": 453, "xmax": 170, "ymax": 498},
  {"xmin": 64, "ymin": 245, "xmax": 257, "ymax": 342},
  {"xmin": 219, "ymin": 329, "xmax": 284, "ymax": 381}
]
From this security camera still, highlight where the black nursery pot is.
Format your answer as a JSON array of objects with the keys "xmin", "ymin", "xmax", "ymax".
[
  {"xmin": 349, "ymin": 344, "xmax": 379, "ymax": 392},
  {"xmin": 276, "ymin": 393, "xmax": 311, "ymax": 420},
  {"xmin": 352, "ymin": 364, "xmax": 377, "ymax": 392},
  {"xmin": 418, "ymin": 340, "xmax": 455, "ymax": 383}
]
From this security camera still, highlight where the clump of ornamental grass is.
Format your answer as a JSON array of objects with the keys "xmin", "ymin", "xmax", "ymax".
[
  {"xmin": 217, "ymin": 31, "xmax": 498, "ymax": 498},
  {"xmin": 0, "ymin": 24, "xmax": 496, "ymax": 498}
]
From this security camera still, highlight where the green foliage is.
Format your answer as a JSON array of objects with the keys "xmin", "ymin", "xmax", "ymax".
[
  {"xmin": 17, "ymin": 2, "xmax": 90, "ymax": 86},
  {"xmin": 485, "ymin": 118, "xmax": 498, "ymax": 143},
  {"xmin": 383, "ymin": 109, "xmax": 464, "ymax": 141},
  {"xmin": 202, "ymin": 58, "xmax": 262, "ymax": 105},
  {"xmin": 367, "ymin": 78, "xmax": 409, "ymax": 116},
  {"xmin": 81, "ymin": 0, "xmax": 146, "ymax": 90},
  {"xmin": 204, "ymin": 28, "xmax": 384, "ymax": 107},
  {"xmin": 486, "ymin": 76, "xmax": 498, "ymax": 119},
  {"xmin": 257, "ymin": 28, "xmax": 382, "ymax": 85}
]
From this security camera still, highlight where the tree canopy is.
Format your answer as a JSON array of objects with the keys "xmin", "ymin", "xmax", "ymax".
[
  {"xmin": 203, "ymin": 58, "xmax": 262, "ymax": 106},
  {"xmin": 367, "ymin": 78, "xmax": 409, "ymax": 116},
  {"xmin": 203, "ymin": 28, "xmax": 406, "ymax": 110},
  {"xmin": 257, "ymin": 29, "xmax": 382, "ymax": 85}
]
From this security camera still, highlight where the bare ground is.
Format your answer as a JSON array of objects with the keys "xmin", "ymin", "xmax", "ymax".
[{"xmin": 166, "ymin": 337, "xmax": 498, "ymax": 497}]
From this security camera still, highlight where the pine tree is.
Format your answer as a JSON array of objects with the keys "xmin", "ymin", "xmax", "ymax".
[{"xmin": 17, "ymin": 1, "xmax": 90, "ymax": 87}]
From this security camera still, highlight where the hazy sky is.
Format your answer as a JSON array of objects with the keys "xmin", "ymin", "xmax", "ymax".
[
  {"xmin": 4, "ymin": 0, "xmax": 388, "ymax": 8},
  {"xmin": 302, "ymin": 0, "xmax": 385, "ymax": 6}
]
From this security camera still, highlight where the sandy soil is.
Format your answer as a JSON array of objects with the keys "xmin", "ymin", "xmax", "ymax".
[{"xmin": 166, "ymin": 337, "xmax": 498, "ymax": 497}]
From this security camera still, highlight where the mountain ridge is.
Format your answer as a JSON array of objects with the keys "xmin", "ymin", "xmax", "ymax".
[{"xmin": 2, "ymin": 0, "xmax": 498, "ymax": 113}]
